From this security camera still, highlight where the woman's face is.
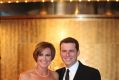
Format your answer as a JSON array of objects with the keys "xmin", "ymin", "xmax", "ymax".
[{"xmin": 37, "ymin": 48, "xmax": 52, "ymax": 68}]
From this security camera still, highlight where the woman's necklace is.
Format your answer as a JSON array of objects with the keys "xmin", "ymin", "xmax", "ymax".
[{"xmin": 35, "ymin": 69, "xmax": 49, "ymax": 77}]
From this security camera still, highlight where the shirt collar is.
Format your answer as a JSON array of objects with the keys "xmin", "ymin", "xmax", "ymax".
[{"xmin": 66, "ymin": 61, "xmax": 79, "ymax": 73}]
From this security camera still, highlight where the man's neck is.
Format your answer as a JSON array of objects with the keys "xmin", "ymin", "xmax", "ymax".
[{"xmin": 66, "ymin": 60, "xmax": 78, "ymax": 68}]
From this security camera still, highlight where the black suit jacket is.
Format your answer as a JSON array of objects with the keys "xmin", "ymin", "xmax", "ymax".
[{"xmin": 56, "ymin": 61, "xmax": 101, "ymax": 80}]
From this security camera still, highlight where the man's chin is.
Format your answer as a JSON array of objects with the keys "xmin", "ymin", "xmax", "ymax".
[
  {"xmin": 64, "ymin": 62, "xmax": 71, "ymax": 66},
  {"xmin": 64, "ymin": 60, "xmax": 72, "ymax": 63}
]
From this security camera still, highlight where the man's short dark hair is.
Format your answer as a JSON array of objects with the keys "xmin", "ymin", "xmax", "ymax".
[{"xmin": 60, "ymin": 37, "xmax": 79, "ymax": 51}]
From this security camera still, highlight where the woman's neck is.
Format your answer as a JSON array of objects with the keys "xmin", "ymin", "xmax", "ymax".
[{"xmin": 35, "ymin": 66, "xmax": 49, "ymax": 77}]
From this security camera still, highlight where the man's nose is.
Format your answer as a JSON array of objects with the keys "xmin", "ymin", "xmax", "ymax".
[{"xmin": 66, "ymin": 52, "xmax": 70, "ymax": 56}]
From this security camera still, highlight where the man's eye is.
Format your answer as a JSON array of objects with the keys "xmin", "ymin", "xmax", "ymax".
[
  {"xmin": 61, "ymin": 50, "xmax": 66, "ymax": 52},
  {"xmin": 70, "ymin": 50, "xmax": 74, "ymax": 52}
]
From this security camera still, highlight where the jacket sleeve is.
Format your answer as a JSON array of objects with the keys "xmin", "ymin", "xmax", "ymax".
[{"xmin": 94, "ymin": 70, "xmax": 101, "ymax": 80}]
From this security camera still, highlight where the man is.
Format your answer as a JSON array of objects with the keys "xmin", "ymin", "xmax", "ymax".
[{"xmin": 56, "ymin": 37, "xmax": 101, "ymax": 80}]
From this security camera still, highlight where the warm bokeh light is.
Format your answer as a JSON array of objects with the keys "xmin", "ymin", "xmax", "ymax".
[
  {"xmin": 24, "ymin": 0, "xmax": 28, "ymax": 3},
  {"xmin": 79, "ymin": 0, "xmax": 82, "ymax": 2},
  {"xmin": 0, "ymin": 0, "xmax": 119, "ymax": 3},
  {"xmin": 0, "ymin": 1, "xmax": 3, "ymax": 3},
  {"xmin": 116, "ymin": 0, "xmax": 119, "ymax": 2},
  {"xmin": 75, "ymin": 5, "xmax": 80, "ymax": 15},
  {"xmin": 8, "ymin": 1, "xmax": 11, "ymax": 3},
  {"xmin": 16, "ymin": 0, "xmax": 19, "ymax": 3}
]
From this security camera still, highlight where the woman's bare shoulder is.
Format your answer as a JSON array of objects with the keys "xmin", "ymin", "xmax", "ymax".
[
  {"xmin": 19, "ymin": 69, "xmax": 34, "ymax": 80},
  {"xmin": 50, "ymin": 70, "xmax": 59, "ymax": 80}
]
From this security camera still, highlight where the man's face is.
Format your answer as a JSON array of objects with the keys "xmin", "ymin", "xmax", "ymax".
[{"xmin": 60, "ymin": 43, "xmax": 79, "ymax": 68}]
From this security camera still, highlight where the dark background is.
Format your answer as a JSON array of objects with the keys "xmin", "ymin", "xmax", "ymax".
[{"xmin": 0, "ymin": 1, "xmax": 119, "ymax": 16}]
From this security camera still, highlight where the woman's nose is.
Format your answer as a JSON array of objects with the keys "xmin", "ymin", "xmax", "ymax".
[{"xmin": 42, "ymin": 55, "xmax": 46, "ymax": 60}]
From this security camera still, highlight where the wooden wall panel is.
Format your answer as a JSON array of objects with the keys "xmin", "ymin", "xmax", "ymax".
[{"xmin": 0, "ymin": 18, "xmax": 119, "ymax": 80}]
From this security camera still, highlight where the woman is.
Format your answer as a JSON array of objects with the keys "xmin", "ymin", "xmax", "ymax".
[{"xmin": 19, "ymin": 42, "xmax": 59, "ymax": 80}]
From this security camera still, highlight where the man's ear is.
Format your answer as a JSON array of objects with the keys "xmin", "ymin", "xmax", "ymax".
[{"xmin": 77, "ymin": 50, "xmax": 80, "ymax": 56}]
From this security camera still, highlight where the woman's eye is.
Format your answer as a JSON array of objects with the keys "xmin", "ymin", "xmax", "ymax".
[
  {"xmin": 46, "ymin": 54, "xmax": 51, "ymax": 56},
  {"xmin": 38, "ymin": 53, "xmax": 43, "ymax": 56}
]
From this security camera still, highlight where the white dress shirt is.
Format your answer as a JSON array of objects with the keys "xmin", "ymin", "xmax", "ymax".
[{"xmin": 63, "ymin": 61, "xmax": 79, "ymax": 80}]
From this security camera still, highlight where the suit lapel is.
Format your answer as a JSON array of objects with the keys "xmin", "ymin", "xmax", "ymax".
[
  {"xmin": 60, "ymin": 68, "xmax": 66, "ymax": 80},
  {"xmin": 73, "ymin": 61, "xmax": 83, "ymax": 80}
]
